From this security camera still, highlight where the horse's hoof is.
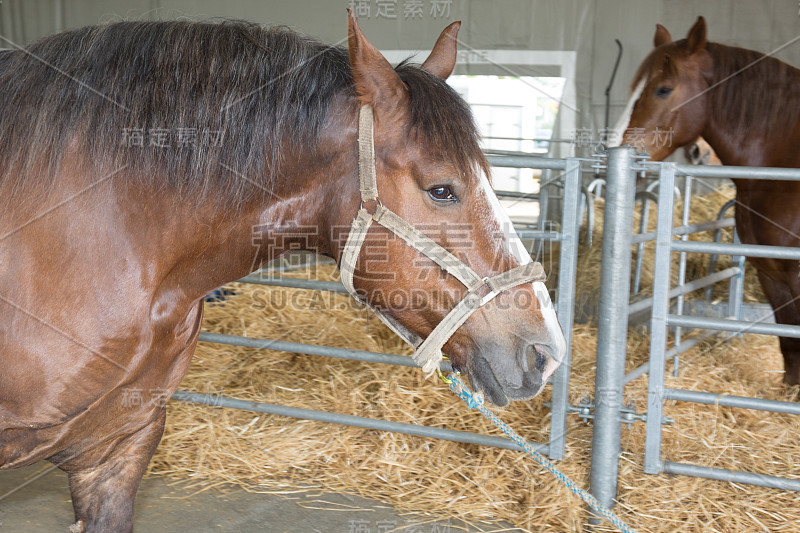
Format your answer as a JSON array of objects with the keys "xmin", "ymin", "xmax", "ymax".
[{"xmin": 68, "ymin": 520, "xmax": 84, "ymax": 533}]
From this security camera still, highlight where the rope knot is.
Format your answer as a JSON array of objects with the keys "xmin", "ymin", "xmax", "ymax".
[{"xmin": 448, "ymin": 375, "xmax": 484, "ymax": 409}]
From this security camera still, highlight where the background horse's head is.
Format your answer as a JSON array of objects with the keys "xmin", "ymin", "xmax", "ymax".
[
  {"xmin": 337, "ymin": 12, "xmax": 565, "ymax": 406},
  {"xmin": 621, "ymin": 16, "xmax": 712, "ymax": 160},
  {"xmin": 685, "ymin": 136, "xmax": 721, "ymax": 166}
]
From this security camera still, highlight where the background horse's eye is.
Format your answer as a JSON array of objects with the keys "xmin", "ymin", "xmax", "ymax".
[
  {"xmin": 655, "ymin": 86, "xmax": 673, "ymax": 98},
  {"xmin": 428, "ymin": 186, "xmax": 457, "ymax": 202}
]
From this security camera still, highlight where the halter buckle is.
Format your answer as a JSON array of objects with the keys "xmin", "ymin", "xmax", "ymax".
[{"xmin": 359, "ymin": 197, "xmax": 382, "ymax": 214}]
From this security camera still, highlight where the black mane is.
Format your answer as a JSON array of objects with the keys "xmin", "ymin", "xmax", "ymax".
[{"xmin": 0, "ymin": 20, "xmax": 486, "ymax": 207}]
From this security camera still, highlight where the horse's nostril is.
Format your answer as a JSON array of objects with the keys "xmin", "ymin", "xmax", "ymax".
[
  {"xmin": 535, "ymin": 349, "xmax": 547, "ymax": 373},
  {"xmin": 526, "ymin": 345, "xmax": 548, "ymax": 374}
]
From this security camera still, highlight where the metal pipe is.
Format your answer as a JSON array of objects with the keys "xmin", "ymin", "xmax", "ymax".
[
  {"xmin": 706, "ymin": 200, "xmax": 737, "ymax": 301},
  {"xmin": 667, "ymin": 315, "xmax": 800, "ymax": 338},
  {"xmin": 515, "ymin": 229, "xmax": 562, "ymax": 241},
  {"xmin": 536, "ymin": 181, "xmax": 551, "ymax": 259},
  {"xmin": 590, "ymin": 147, "xmax": 637, "ymax": 514},
  {"xmin": 258, "ymin": 255, "xmax": 336, "ymax": 275},
  {"xmin": 623, "ymin": 335, "xmax": 708, "ymax": 385},
  {"xmin": 673, "ymin": 176, "xmax": 694, "ymax": 371},
  {"xmin": 627, "ymin": 267, "xmax": 740, "ymax": 317},
  {"xmin": 664, "ymin": 387, "xmax": 800, "ymax": 415},
  {"xmin": 663, "ymin": 461, "xmax": 800, "ymax": 491},
  {"xmin": 494, "ymin": 190, "xmax": 539, "ymax": 200},
  {"xmin": 632, "ymin": 193, "xmax": 652, "ymax": 294},
  {"xmin": 171, "ymin": 391, "xmax": 542, "ymax": 452},
  {"xmin": 483, "ymin": 137, "xmax": 575, "ymax": 145},
  {"xmin": 604, "ymin": 39, "xmax": 623, "ymax": 134},
  {"xmin": 728, "ymin": 230, "xmax": 746, "ymax": 321},
  {"xmin": 671, "ymin": 240, "xmax": 800, "ymax": 260},
  {"xmin": 631, "ymin": 218, "xmax": 735, "ymax": 245},
  {"xmin": 237, "ymin": 275, "xmax": 348, "ymax": 293},
  {"xmin": 673, "ymin": 163, "xmax": 800, "ymax": 180},
  {"xmin": 644, "ymin": 162, "xmax": 678, "ymax": 475},
  {"xmin": 486, "ymin": 155, "xmax": 567, "ymax": 170},
  {"xmin": 198, "ymin": 332, "xmax": 453, "ymax": 371},
  {"xmin": 548, "ymin": 158, "xmax": 582, "ymax": 460},
  {"xmin": 586, "ymin": 178, "xmax": 605, "ymax": 198},
  {"xmin": 584, "ymin": 185, "xmax": 596, "ymax": 248}
]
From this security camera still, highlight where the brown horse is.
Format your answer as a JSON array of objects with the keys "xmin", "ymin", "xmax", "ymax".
[
  {"xmin": 0, "ymin": 12, "xmax": 566, "ymax": 533},
  {"xmin": 620, "ymin": 16, "xmax": 800, "ymax": 385}
]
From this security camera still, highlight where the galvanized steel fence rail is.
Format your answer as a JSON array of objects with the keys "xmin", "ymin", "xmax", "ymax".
[
  {"xmin": 589, "ymin": 147, "xmax": 800, "ymax": 519},
  {"xmin": 643, "ymin": 157, "xmax": 800, "ymax": 492}
]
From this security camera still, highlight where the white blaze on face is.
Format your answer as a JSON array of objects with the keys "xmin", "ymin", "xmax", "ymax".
[
  {"xmin": 478, "ymin": 173, "xmax": 567, "ymax": 365},
  {"xmin": 610, "ymin": 78, "xmax": 646, "ymax": 147}
]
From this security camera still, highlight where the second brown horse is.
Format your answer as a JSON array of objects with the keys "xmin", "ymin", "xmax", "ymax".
[{"xmin": 620, "ymin": 16, "xmax": 800, "ymax": 386}]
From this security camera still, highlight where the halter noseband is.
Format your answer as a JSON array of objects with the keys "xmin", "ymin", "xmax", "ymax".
[{"xmin": 339, "ymin": 105, "xmax": 547, "ymax": 375}]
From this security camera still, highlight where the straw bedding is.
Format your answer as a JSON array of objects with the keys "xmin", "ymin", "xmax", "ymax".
[{"xmin": 148, "ymin": 185, "xmax": 799, "ymax": 532}]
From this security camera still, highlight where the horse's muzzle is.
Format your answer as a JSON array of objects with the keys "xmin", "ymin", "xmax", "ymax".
[{"xmin": 462, "ymin": 341, "xmax": 562, "ymax": 407}]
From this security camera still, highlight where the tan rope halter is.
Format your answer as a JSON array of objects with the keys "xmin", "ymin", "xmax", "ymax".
[{"xmin": 340, "ymin": 105, "xmax": 547, "ymax": 375}]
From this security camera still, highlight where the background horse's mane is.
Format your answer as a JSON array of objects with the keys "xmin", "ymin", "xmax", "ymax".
[
  {"xmin": 633, "ymin": 39, "xmax": 800, "ymax": 140},
  {"xmin": 0, "ymin": 20, "xmax": 485, "ymax": 208},
  {"xmin": 705, "ymin": 43, "xmax": 800, "ymax": 139}
]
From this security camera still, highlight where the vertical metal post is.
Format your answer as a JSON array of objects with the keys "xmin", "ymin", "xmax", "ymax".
[
  {"xmin": 632, "ymin": 195, "xmax": 651, "ymax": 295},
  {"xmin": 549, "ymin": 158, "xmax": 582, "ymax": 460},
  {"xmin": 644, "ymin": 162, "xmax": 677, "ymax": 475},
  {"xmin": 673, "ymin": 175, "xmax": 693, "ymax": 376},
  {"xmin": 589, "ymin": 147, "xmax": 637, "ymax": 514},
  {"xmin": 536, "ymin": 175, "xmax": 551, "ymax": 260},
  {"xmin": 729, "ymin": 230, "xmax": 745, "ymax": 321}
]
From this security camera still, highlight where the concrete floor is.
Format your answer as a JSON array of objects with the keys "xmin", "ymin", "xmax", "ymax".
[{"xmin": 0, "ymin": 464, "xmax": 466, "ymax": 532}]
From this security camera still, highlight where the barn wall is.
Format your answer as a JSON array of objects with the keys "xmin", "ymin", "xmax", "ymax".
[{"xmin": 1, "ymin": 0, "xmax": 799, "ymax": 136}]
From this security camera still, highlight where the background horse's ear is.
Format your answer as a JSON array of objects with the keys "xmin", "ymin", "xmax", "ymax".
[
  {"xmin": 347, "ymin": 9, "xmax": 408, "ymax": 110},
  {"xmin": 686, "ymin": 16, "xmax": 707, "ymax": 54},
  {"xmin": 421, "ymin": 21, "xmax": 461, "ymax": 79},
  {"xmin": 654, "ymin": 23, "xmax": 672, "ymax": 47}
]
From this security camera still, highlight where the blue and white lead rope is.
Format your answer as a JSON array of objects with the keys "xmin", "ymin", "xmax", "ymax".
[{"xmin": 447, "ymin": 374, "xmax": 638, "ymax": 533}]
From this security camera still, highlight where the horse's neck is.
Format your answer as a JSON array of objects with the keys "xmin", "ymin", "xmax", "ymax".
[
  {"xmin": 701, "ymin": 49, "xmax": 800, "ymax": 169},
  {"xmin": 155, "ymin": 98, "xmax": 360, "ymax": 305},
  {"xmin": 701, "ymin": 122, "xmax": 764, "ymax": 168}
]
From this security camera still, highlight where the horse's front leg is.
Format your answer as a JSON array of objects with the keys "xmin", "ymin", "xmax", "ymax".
[
  {"xmin": 756, "ymin": 270, "xmax": 800, "ymax": 387},
  {"xmin": 58, "ymin": 409, "xmax": 166, "ymax": 533}
]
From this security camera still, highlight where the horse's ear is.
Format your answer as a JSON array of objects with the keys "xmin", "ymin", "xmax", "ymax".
[
  {"xmin": 347, "ymin": 9, "xmax": 408, "ymax": 109},
  {"xmin": 421, "ymin": 21, "xmax": 461, "ymax": 79},
  {"xmin": 686, "ymin": 16, "xmax": 707, "ymax": 54},
  {"xmin": 654, "ymin": 24, "xmax": 672, "ymax": 47}
]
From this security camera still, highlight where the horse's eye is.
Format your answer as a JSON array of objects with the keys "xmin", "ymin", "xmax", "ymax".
[
  {"xmin": 655, "ymin": 86, "xmax": 673, "ymax": 98},
  {"xmin": 428, "ymin": 186, "xmax": 457, "ymax": 202}
]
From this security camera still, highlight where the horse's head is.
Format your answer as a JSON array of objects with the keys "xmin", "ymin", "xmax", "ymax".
[
  {"xmin": 685, "ymin": 137, "xmax": 721, "ymax": 166},
  {"xmin": 620, "ymin": 16, "xmax": 712, "ymax": 160},
  {"xmin": 336, "ymin": 11, "xmax": 565, "ymax": 406}
]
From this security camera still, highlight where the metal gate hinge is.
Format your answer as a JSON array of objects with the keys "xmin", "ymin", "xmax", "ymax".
[{"xmin": 551, "ymin": 395, "xmax": 674, "ymax": 428}]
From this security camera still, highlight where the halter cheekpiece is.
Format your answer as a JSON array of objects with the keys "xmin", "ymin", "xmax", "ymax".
[{"xmin": 339, "ymin": 105, "xmax": 547, "ymax": 375}]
